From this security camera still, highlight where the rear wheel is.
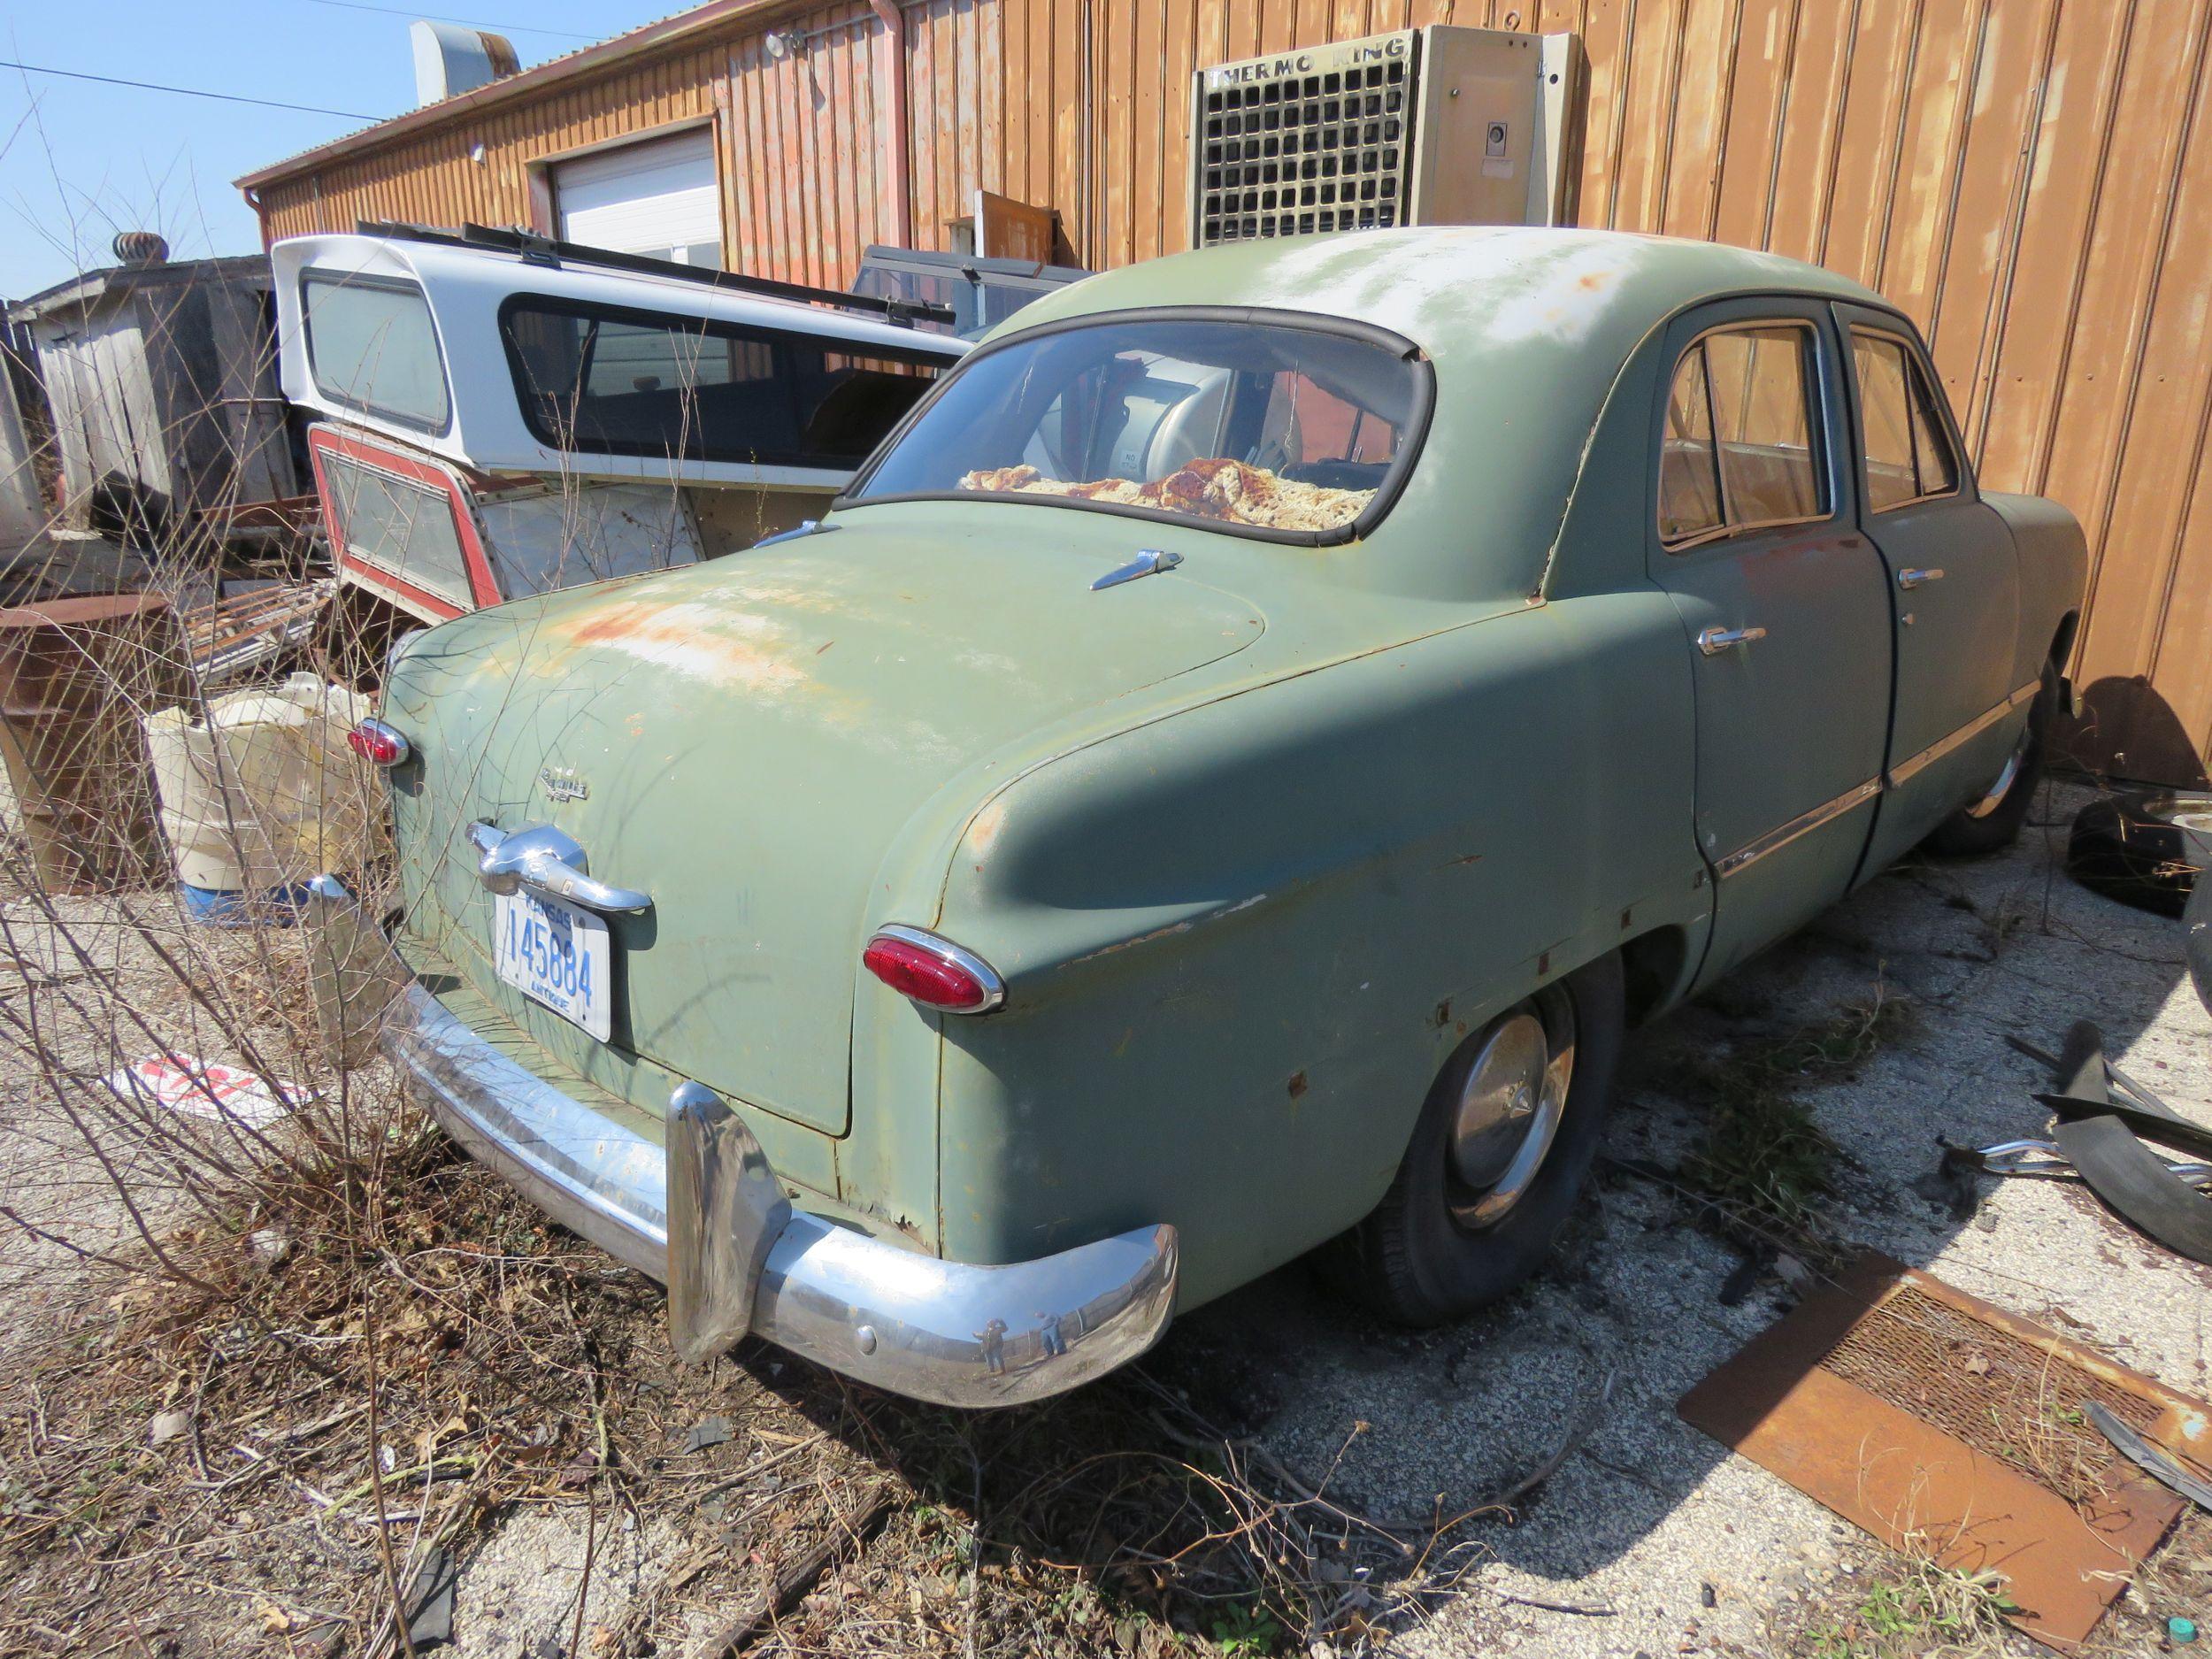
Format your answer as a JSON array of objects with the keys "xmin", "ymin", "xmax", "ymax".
[
  {"xmin": 1325, "ymin": 954, "xmax": 1624, "ymax": 1325},
  {"xmin": 1922, "ymin": 664, "xmax": 2056, "ymax": 858}
]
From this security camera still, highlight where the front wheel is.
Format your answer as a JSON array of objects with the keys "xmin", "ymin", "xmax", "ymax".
[
  {"xmin": 1921, "ymin": 664, "xmax": 2057, "ymax": 858},
  {"xmin": 1323, "ymin": 954, "xmax": 1624, "ymax": 1325}
]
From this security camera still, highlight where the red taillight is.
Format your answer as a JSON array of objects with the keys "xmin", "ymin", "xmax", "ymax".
[
  {"xmin": 863, "ymin": 926, "xmax": 1005, "ymax": 1014},
  {"xmin": 348, "ymin": 718, "xmax": 410, "ymax": 766}
]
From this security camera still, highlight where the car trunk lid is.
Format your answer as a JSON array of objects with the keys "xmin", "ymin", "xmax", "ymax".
[{"xmin": 383, "ymin": 517, "xmax": 1263, "ymax": 1133}]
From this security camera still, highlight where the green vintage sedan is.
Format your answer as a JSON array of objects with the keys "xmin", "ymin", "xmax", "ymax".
[{"xmin": 317, "ymin": 227, "xmax": 2085, "ymax": 1408}]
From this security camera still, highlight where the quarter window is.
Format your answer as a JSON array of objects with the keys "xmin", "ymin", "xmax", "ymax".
[
  {"xmin": 1853, "ymin": 330, "xmax": 1960, "ymax": 511},
  {"xmin": 1660, "ymin": 324, "xmax": 1827, "ymax": 548}
]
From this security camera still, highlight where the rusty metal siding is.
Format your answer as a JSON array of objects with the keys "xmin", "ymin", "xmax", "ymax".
[{"xmin": 250, "ymin": 0, "xmax": 2212, "ymax": 776}]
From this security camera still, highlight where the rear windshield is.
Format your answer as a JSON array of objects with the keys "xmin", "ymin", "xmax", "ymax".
[
  {"xmin": 846, "ymin": 314, "xmax": 1426, "ymax": 541},
  {"xmin": 302, "ymin": 273, "xmax": 451, "ymax": 433},
  {"xmin": 500, "ymin": 298, "xmax": 947, "ymax": 472}
]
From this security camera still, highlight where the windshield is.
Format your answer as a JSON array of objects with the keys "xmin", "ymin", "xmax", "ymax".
[{"xmin": 848, "ymin": 315, "xmax": 1425, "ymax": 540}]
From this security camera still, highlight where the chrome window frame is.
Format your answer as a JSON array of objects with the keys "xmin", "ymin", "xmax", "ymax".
[
  {"xmin": 1656, "ymin": 318, "xmax": 1838, "ymax": 555},
  {"xmin": 1847, "ymin": 325, "xmax": 1965, "ymax": 514}
]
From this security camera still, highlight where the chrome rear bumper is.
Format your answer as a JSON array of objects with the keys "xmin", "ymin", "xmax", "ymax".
[{"xmin": 307, "ymin": 880, "xmax": 1178, "ymax": 1408}]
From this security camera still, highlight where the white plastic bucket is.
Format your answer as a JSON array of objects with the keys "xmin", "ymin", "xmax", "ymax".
[{"xmin": 144, "ymin": 673, "xmax": 374, "ymax": 901}]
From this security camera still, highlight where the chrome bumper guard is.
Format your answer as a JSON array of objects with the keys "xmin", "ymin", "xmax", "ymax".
[{"xmin": 305, "ymin": 879, "xmax": 1178, "ymax": 1408}]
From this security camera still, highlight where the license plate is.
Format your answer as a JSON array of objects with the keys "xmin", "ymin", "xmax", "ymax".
[{"xmin": 494, "ymin": 889, "xmax": 611, "ymax": 1041}]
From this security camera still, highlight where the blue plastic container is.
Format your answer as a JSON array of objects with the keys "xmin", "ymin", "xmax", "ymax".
[{"xmin": 180, "ymin": 882, "xmax": 313, "ymax": 927}]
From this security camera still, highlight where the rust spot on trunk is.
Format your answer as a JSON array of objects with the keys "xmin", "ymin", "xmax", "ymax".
[{"xmin": 1287, "ymin": 1070, "xmax": 1310, "ymax": 1101}]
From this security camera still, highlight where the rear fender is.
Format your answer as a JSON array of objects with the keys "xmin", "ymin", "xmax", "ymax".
[{"xmin": 923, "ymin": 594, "xmax": 1709, "ymax": 1306}]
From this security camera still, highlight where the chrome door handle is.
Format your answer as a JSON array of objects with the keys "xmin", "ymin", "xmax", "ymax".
[
  {"xmin": 1697, "ymin": 625, "xmax": 1769, "ymax": 657},
  {"xmin": 1898, "ymin": 566, "xmax": 1946, "ymax": 589},
  {"xmin": 468, "ymin": 820, "xmax": 653, "ymax": 915}
]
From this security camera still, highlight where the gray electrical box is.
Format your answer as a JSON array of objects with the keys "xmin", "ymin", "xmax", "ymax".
[{"xmin": 1190, "ymin": 26, "xmax": 1584, "ymax": 248}]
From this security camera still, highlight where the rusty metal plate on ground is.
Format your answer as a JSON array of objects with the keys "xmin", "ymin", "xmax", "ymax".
[{"xmin": 1678, "ymin": 1254, "xmax": 2210, "ymax": 1650}]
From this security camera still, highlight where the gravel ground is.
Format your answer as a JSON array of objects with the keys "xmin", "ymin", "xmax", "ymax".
[
  {"xmin": 4, "ymin": 779, "xmax": 2207, "ymax": 1655},
  {"xmin": 1162, "ymin": 781, "xmax": 2212, "ymax": 1656}
]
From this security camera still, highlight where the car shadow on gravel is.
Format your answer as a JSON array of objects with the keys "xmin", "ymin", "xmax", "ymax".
[{"xmin": 1123, "ymin": 781, "xmax": 2208, "ymax": 1653}]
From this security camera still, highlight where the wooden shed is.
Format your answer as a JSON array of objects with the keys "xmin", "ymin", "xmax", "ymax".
[
  {"xmin": 6, "ymin": 256, "xmax": 298, "ymax": 543},
  {"xmin": 236, "ymin": 0, "xmax": 2212, "ymax": 785}
]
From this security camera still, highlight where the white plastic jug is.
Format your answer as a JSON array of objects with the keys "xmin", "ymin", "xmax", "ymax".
[{"xmin": 144, "ymin": 673, "xmax": 374, "ymax": 895}]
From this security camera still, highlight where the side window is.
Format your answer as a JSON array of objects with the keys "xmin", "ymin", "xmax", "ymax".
[
  {"xmin": 319, "ymin": 454, "xmax": 475, "ymax": 608},
  {"xmin": 1660, "ymin": 347, "xmax": 1723, "ymax": 541},
  {"xmin": 502, "ymin": 301, "xmax": 942, "ymax": 469},
  {"xmin": 1660, "ymin": 322, "xmax": 1827, "ymax": 548},
  {"xmin": 1852, "ymin": 329, "xmax": 1960, "ymax": 511}
]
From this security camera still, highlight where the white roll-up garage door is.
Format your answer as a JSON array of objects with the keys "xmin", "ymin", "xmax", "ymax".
[{"xmin": 554, "ymin": 128, "xmax": 722, "ymax": 266}]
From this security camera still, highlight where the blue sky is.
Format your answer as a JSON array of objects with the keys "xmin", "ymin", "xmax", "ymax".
[{"xmin": 0, "ymin": 1, "xmax": 669, "ymax": 301}]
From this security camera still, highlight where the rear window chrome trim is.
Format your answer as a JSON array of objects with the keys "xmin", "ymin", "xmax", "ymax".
[{"xmin": 834, "ymin": 303, "xmax": 1438, "ymax": 549}]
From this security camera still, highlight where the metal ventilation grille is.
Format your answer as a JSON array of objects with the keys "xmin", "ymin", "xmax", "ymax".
[
  {"xmin": 1196, "ymin": 55, "xmax": 1412, "ymax": 246},
  {"xmin": 1819, "ymin": 1284, "xmax": 2155, "ymax": 1504}
]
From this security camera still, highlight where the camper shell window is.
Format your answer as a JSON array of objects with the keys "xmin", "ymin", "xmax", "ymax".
[
  {"xmin": 301, "ymin": 272, "xmax": 452, "ymax": 434},
  {"xmin": 498, "ymin": 296, "xmax": 946, "ymax": 471}
]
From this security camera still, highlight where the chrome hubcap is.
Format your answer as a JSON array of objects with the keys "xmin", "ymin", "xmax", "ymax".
[
  {"xmin": 1448, "ymin": 992, "xmax": 1576, "ymax": 1230},
  {"xmin": 1964, "ymin": 726, "xmax": 2033, "ymax": 818}
]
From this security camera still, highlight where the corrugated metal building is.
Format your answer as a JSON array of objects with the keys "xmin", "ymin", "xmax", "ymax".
[{"xmin": 237, "ymin": 0, "xmax": 2212, "ymax": 783}]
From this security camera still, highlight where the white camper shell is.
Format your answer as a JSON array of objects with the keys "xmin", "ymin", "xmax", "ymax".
[{"xmin": 270, "ymin": 229, "xmax": 967, "ymax": 621}]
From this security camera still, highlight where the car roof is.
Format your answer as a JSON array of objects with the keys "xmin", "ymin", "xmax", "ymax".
[
  {"xmin": 988, "ymin": 226, "xmax": 1889, "ymax": 361},
  {"xmin": 944, "ymin": 227, "xmax": 1893, "ymax": 604}
]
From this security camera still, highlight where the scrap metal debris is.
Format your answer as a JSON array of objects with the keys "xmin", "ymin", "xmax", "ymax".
[
  {"xmin": 402, "ymin": 1544, "xmax": 458, "ymax": 1649},
  {"xmin": 2014, "ymin": 1021, "xmax": 2212, "ymax": 1265},
  {"xmin": 1679, "ymin": 1254, "xmax": 2208, "ymax": 1651},
  {"xmin": 1944, "ymin": 1137, "xmax": 2212, "ymax": 1190},
  {"xmin": 2088, "ymin": 1402, "xmax": 2212, "ymax": 1514},
  {"xmin": 2052, "ymin": 1116, "xmax": 2212, "ymax": 1266},
  {"xmin": 680, "ymin": 1416, "xmax": 733, "ymax": 1455}
]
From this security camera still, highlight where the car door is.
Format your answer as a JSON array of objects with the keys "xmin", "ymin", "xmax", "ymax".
[
  {"xmin": 1835, "ymin": 305, "xmax": 2029, "ymax": 872},
  {"xmin": 1647, "ymin": 299, "xmax": 1896, "ymax": 987}
]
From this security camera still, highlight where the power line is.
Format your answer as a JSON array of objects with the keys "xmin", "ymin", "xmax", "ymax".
[
  {"xmin": 0, "ymin": 59, "xmax": 381, "ymax": 121},
  {"xmin": 303, "ymin": 0, "xmax": 598, "ymax": 41}
]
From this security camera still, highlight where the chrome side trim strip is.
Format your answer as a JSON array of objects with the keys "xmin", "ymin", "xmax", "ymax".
[
  {"xmin": 1885, "ymin": 679, "xmax": 2042, "ymax": 791},
  {"xmin": 1714, "ymin": 678, "xmax": 2040, "ymax": 880},
  {"xmin": 1715, "ymin": 778, "xmax": 1882, "ymax": 879}
]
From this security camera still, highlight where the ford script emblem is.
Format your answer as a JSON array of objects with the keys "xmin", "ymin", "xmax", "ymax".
[{"xmin": 540, "ymin": 765, "xmax": 589, "ymax": 804}]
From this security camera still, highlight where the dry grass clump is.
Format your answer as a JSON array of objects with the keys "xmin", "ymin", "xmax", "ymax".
[
  {"xmin": 1629, "ymin": 978, "xmax": 1916, "ymax": 1272},
  {"xmin": 1802, "ymin": 1555, "xmax": 2020, "ymax": 1659},
  {"xmin": 0, "ymin": 829, "xmax": 1501, "ymax": 1655}
]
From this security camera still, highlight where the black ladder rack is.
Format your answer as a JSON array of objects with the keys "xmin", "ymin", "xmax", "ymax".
[{"xmin": 355, "ymin": 219, "xmax": 958, "ymax": 329}]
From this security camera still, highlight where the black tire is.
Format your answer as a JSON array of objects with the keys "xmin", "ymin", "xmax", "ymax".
[
  {"xmin": 1323, "ymin": 953, "xmax": 1624, "ymax": 1325},
  {"xmin": 1921, "ymin": 665, "xmax": 2055, "ymax": 858},
  {"xmin": 2186, "ymin": 865, "xmax": 2212, "ymax": 1019},
  {"xmin": 2065, "ymin": 789, "xmax": 2212, "ymax": 918}
]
